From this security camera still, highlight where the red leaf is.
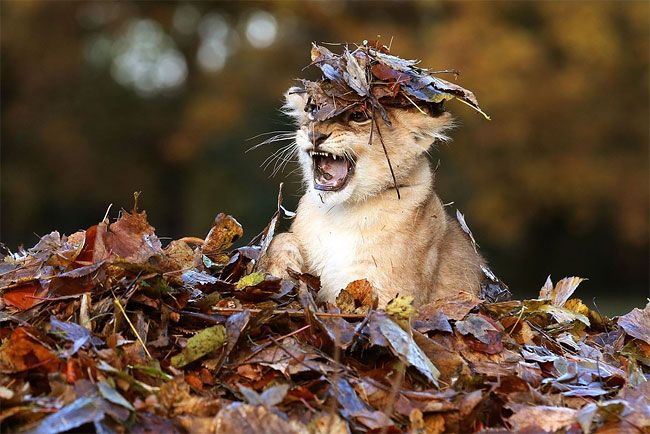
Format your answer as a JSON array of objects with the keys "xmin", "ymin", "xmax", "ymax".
[
  {"xmin": 75, "ymin": 224, "xmax": 98, "ymax": 264},
  {"xmin": 371, "ymin": 63, "xmax": 411, "ymax": 85},
  {"xmin": 3, "ymin": 282, "xmax": 45, "ymax": 310}
]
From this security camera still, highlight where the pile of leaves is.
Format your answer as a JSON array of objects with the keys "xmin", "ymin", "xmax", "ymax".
[
  {"xmin": 301, "ymin": 41, "xmax": 490, "ymax": 124},
  {"xmin": 1, "ymin": 199, "xmax": 649, "ymax": 433}
]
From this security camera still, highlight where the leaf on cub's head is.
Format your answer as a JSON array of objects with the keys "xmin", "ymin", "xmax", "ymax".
[{"xmin": 302, "ymin": 41, "xmax": 490, "ymax": 122}]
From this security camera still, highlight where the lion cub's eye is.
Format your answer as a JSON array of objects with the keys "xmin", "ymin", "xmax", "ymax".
[{"xmin": 348, "ymin": 110, "xmax": 370, "ymax": 123}]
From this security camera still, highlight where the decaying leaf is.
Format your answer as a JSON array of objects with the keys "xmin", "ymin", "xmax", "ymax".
[
  {"xmin": 201, "ymin": 213, "xmax": 243, "ymax": 264},
  {"xmin": 98, "ymin": 381, "xmax": 135, "ymax": 411},
  {"xmin": 214, "ymin": 403, "xmax": 308, "ymax": 434},
  {"xmin": 236, "ymin": 272, "xmax": 266, "ymax": 290},
  {"xmin": 336, "ymin": 279, "xmax": 376, "ymax": 314},
  {"xmin": 2, "ymin": 282, "xmax": 45, "ymax": 310},
  {"xmin": 49, "ymin": 315, "xmax": 103, "ymax": 357},
  {"xmin": 618, "ymin": 302, "xmax": 650, "ymax": 345},
  {"xmin": 539, "ymin": 275, "xmax": 586, "ymax": 307},
  {"xmin": 171, "ymin": 325, "xmax": 227, "ymax": 368},
  {"xmin": 310, "ymin": 413, "xmax": 350, "ymax": 434},
  {"xmin": 0, "ymin": 327, "xmax": 59, "ymax": 373},
  {"xmin": 93, "ymin": 209, "xmax": 163, "ymax": 264},
  {"xmin": 26, "ymin": 393, "xmax": 129, "ymax": 434},
  {"xmin": 507, "ymin": 404, "xmax": 577, "ymax": 432},
  {"xmin": 368, "ymin": 311, "xmax": 440, "ymax": 385},
  {"xmin": 423, "ymin": 291, "xmax": 481, "ymax": 321},
  {"xmin": 386, "ymin": 295, "xmax": 415, "ymax": 321},
  {"xmin": 455, "ymin": 313, "xmax": 504, "ymax": 354},
  {"xmin": 239, "ymin": 383, "xmax": 289, "ymax": 407},
  {"xmin": 455, "ymin": 314, "xmax": 499, "ymax": 344},
  {"xmin": 540, "ymin": 304, "xmax": 590, "ymax": 326}
]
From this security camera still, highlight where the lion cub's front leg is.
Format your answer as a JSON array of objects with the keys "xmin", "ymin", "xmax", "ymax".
[{"xmin": 258, "ymin": 232, "xmax": 304, "ymax": 278}]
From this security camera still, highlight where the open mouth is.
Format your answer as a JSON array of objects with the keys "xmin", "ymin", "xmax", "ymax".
[{"xmin": 309, "ymin": 150, "xmax": 354, "ymax": 191}]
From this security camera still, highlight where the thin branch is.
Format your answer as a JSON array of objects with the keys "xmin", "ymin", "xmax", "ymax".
[
  {"xmin": 114, "ymin": 297, "xmax": 152, "ymax": 359},
  {"xmin": 374, "ymin": 117, "xmax": 401, "ymax": 199}
]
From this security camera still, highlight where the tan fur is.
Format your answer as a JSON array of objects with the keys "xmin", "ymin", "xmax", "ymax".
[{"xmin": 258, "ymin": 88, "xmax": 484, "ymax": 306}]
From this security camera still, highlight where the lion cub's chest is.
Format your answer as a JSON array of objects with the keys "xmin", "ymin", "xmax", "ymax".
[{"xmin": 297, "ymin": 205, "xmax": 393, "ymax": 302}]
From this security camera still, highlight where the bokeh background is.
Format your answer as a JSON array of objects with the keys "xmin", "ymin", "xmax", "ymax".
[{"xmin": 1, "ymin": 1, "xmax": 648, "ymax": 314}]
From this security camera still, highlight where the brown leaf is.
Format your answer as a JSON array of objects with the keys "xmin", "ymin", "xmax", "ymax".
[
  {"xmin": 371, "ymin": 63, "xmax": 411, "ymax": 85},
  {"xmin": 75, "ymin": 224, "xmax": 99, "ymax": 263},
  {"xmin": 132, "ymin": 413, "xmax": 185, "ymax": 434},
  {"xmin": 413, "ymin": 305, "xmax": 452, "ymax": 333},
  {"xmin": 336, "ymin": 279, "xmax": 376, "ymax": 314},
  {"xmin": 214, "ymin": 403, "xmax": 308, "ymax": 434},
  {"xmin": 160, "ymin": 240, "xmax": 196, "ymax": 276},
  {"xmin": 456, "ymin": 314, "xmax": 504, "ymax": 354},
  {"xmin": 365, "ymin": 311, "xmax": 440, "ymax": 385},
  {"xmin": 424, "ymin": 291, "xmax": 480, "ymax": 321},
  {"xmin": 310, "ymin": 413, "xmax": 350, "ymax": 434},
  {"xmin": 507, "ymin": 404, "xmax": 577, "ymax": 432},
  {"xmin": 412, "ymin": 330, "xmax": 469, "ymax": 383},
  {"xmin": 158, "ymin": 378, "xmax": 221, "ymax": 417},
  {"xmin": 618, "ymin": 302, "xmax": 650, "ymax": 345},
  {"xmin": 93, "ymin": 210, "xmax": 163, "ymax": 264},
  {"xmin": 48, "ymin": 261, "xmax": 106, "ymax": 296},
  {"xmin": 246, "ymin": 337, "xmax": 334, "ymax": 376},
  {"xmin": 201, "ymin": 213, "xmax": 243, "ymax": 264}
]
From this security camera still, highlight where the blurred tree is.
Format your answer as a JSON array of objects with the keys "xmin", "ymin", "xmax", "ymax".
[{"xmin": 1, "ymin": 1, "xmax": 647, "ymax": 313}]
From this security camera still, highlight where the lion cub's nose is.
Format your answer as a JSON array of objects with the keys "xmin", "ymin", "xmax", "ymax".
[{"xmin": 308, "ymin": 131, "xmax": 331, "ymax": 148}]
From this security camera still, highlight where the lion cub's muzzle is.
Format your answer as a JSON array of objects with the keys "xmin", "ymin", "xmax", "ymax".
[{"xmin": 308, "ymin": 150, "xmax": 355, "ymax": 191}]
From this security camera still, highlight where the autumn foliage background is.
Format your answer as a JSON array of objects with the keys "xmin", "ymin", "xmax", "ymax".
[{"xmin": 1, "ymin": 1, "xmax": 648, "ymax": 313}]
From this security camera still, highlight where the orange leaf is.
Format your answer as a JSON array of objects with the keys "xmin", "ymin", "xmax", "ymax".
[
  {"xmin": 3, "ymin": 282, "xmax": 45, "ymax": 310},
  {"xmin": 185, "ymin": 372, "xmax": 203, "ymax": 390},
  {"xmin": 0, "ymin": 327, "xmax": 59, "ymax": 373}
]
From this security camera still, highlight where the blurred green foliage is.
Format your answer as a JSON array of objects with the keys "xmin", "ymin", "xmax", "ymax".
[{"xmin": 1, "ymin": 1, "xmax": 648, "ymax": 312}]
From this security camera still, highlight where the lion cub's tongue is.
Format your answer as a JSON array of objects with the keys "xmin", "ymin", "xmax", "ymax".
[{"xmin": 314, "ymin": 155, "xmax": 349, "ymax": 190}]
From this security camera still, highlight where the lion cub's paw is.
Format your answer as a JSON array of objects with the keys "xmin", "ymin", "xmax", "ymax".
[{"xmin": 258, "ymin": 232, "xmax": 304, "ymax": 279}]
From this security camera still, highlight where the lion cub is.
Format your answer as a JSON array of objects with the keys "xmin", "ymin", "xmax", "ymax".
[{"xmin": 259, "ymin": 88, "xmax": 484, "ymax": 306}]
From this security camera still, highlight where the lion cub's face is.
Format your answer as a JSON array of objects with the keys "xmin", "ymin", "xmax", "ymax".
[{"xmin": 285, "ymin": 87, "xmax": 454, "ymax": 205}]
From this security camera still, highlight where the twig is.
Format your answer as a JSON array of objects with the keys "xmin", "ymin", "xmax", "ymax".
[
  {"xmin": 268, "ymin": 335, "xmax": 329, "ymax": 376},
  {"xmin": 380, "ymin": 361, "xmax": 405, "ymax": 434},
  {"xmin": 455, "ymin": 97, "xmax": 491, "ymax": 120},
  {"xmin": 374, "ymin": 117, "xmax": 401, "ymax": 199},
  {"xmin": 102, "ymin": 203, "xmax": 113, "ymax": 222},
  {"xmin": 207, "ymin": 307, "xmax": 367, "ymax": 320},
  {"xmin": 177, "ymin": 237, "xmax": 205, "ymax": 246},
  {"xmin": 402, "ymin": 93, "xmax": 427, "ymax": 116},
  {"xmin": 506, "ymin": 306, "xmax": 526, "ymax": 337},
  {"xmin": 114, "ymin": 297, "xmax": 152, "ymax": 359}
]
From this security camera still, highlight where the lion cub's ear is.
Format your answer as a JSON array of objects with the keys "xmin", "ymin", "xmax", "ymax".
[{"xmin": 283, "ymin": 86, "xmax": 308, "ymax": 124}]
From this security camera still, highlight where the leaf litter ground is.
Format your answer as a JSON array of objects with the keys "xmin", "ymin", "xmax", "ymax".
[{"xmin": 0, "ymin": 195, "xmax": 648, "ymax": 434}]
